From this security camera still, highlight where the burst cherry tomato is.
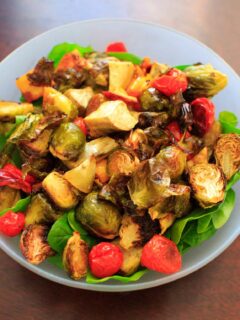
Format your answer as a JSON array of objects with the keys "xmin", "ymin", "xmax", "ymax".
[
  {"xmin": 73, "ymin": 117, "xmax": 88, "ymax": 135},
  {"xmin": 0, "ymin": 211, "xmax": 25, "ymax": 237},
  {"xmin": 191, "ymin": 97, "xmax": 215, "ymax": 136},
  {"xmin": 141, "ymin": 235, "xmax": 182, "ymax": 274},
  {"xmin": 152, "ymin": 68, "xmax": 188, "ymax": 96},
  {"xmin": 102, "ymin": 91, "xmax": 142, "ymax": 111},
  {"xmin": 166, "ymin": 121, "xmax": 191, "ymax": 142},
  {"xmin": 89, "ymin": 242, "xmax": 123, "ymax": 278},
  {"xmin": 105, "ymin": 42, "xmax": 127, "ymax": 53}
]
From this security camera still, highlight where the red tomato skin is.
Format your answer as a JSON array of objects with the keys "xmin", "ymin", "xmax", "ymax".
[
  {"xmin": 89, "ymin": 242, "xmax": 123, "ymax": 278},
  {"xmin": 102, "ymin": 91, "xmax": 142, "ymax": 111},
  {"xmin": 73, "ymin": 117, "xmax": 88, "ymax": 136},
  {"xmin": 141, "ymin": 235, "xmax": 182, "ymax": 274},
  {"xmin": 0, "ymin": 211, "xmax": 25, "ymax": 237},
  {"xmin": 191, "ymin": 97, "xmax": 215, "ymax": 136},
  {"xmin": 105, "ymin": 42, "xmax": 127, "ymax": 53}
]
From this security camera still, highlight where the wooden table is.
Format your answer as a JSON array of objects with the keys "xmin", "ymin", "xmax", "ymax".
[{"xmin": 0, "ymin": 1, "xmax": 239, "ymax": 319}]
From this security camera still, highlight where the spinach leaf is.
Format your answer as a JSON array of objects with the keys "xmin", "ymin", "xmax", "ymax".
[
  {"xmin": 48, "ymin": 42, "xmax": 94, "ymax": 68},
  {"xmin": 47, "ymin": 213, "xmax": 73, "ymax": 253},
  {"xmin": 0, "ymin": 196, "xmax": 31, "ymax": 217},
  {"xmin": 20, "ymin": 95, "xmax": 43, "ymax": 107},
  {"xmin": 107, "ymin": 52, "xmax": 142, "ymax": 65},
  {"xmin": 47, "ymin": 253, "xmax": 64, "ymax": 269},
  {"xmin": 174, "ymin": 64, "xmax": 192, "ymax": 71},
  {"xmin": 218, "ymin": 110, "xmax": 240, "ymax": 134},
  {"xmin": 86, "ymin": 268, "xmax": 148, "ymax": 284},
  {"xmin": 227, "ymin": 171, "xmax": 240, "ymax": 190},
  {"xmin": 197, "ymin": 215, "xmax": 212, "ymax": 233}
]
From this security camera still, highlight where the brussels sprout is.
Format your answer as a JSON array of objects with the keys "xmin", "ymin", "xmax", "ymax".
[
  {"xmin": 64, "ymin": 156, "xmax": 96, "ymax": 193},
  {"xmin": 20, "ymin": 224, "xmax": 54, "ymax": 265},
  {"xmin": 63, "ymin": 231, "xmax": 88, "ymax": 280},
  {"xmin": 140, "ymin": 88, "xmax": 170, "ymax": 112},
  {"xmin": 143, "ymin": 127, "xmax": 170, "ymax": 156},
  {"xmin": 43, "ymin": 87, "xmax": 78, "ymax": 120},
  {"xmin": 158, "ymin": 213, "xmax": 176, "ymax": 235},
  {"xmin": 64, "ymin": 87, "xmax": 94, "ymax": 115},
  {"xmin": 76, "ymin": 192, "xmax": 122, "ymax": 239},
  {"xmin": 189, "ymin": 163, "xmax": 225, "ymax": 208},
  {"xmin": 108, "ymin": 61, "xmax": 134, "ymax": 91},
  {"xmin": 203, "ymin": 121, "xmax": 222, "ymax": 147},
  {"xmin": 124, "ymin": 129, "xmax": 153, "ymax": 161},
  {"xmin": 21, "ymin": 129, "xmax": 52, "ymax": 156},
  {"xmin": 113, "ymin": 239, "xmax": 142, "ymax": 276},
  {"xmin": 54, "ymin": 68, "xmax": 87, "ymax": 92},
  {"xmin": 119, "ymin": 213, "xmax": 159, "ymax": 250},
  {"xmin": 184, "ymin": 64, "xmax": 228, "ymax": 100},
  {"xmin": 25, "ymin": 193, "xmax": 61, "ymax": 226},
  {"xmin": 42, "ymin": 172, "xmax": 79, "ymax": 210},
  {"xmin": 214, "ymin": 133, "xmax": 240, "ymax": 180},
  {"xmin": 0, "ymin": 186, "xmax": 20, "ymax": 212},
  {"xmin": 187, "ymin": 147, "xmax": 209, "ymax": 170},
  {"xmin": 107, "ymin": 149, "xmax": 139, "ymax": 177},
  {"xmin": 127, "ymin": 158, "xmax": 171, "ymax": 208},
  {"xmin": 50, "ymin": 123, "xmax": 85, "ymax": 161},
  {"xmin": 138, "ymin": 112, "xmax": 169, "ymax": 128},
  {"xmin": 156, "ymin": 146, "xmax": 187, "ymax": 180},
  {"xmin": 0, "ymin": 101, "xmax": 34, "ymax": 121},
  {"xmin": 21, "ymin": 156, "xmax": 54, "ymax": 179},
  {"xmin": 84, "ymin": 100, "xmax": 138, "ymax": 137},
  {"xmin": 27, "ymin": 57, "xmax": 54, "ymax": 86}
]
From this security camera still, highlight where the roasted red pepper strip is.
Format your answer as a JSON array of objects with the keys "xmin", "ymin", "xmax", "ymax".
[
  {"xmin": 191, "ymin": 97, "xmax": 215, "ymax": 136},
  {"xmin": 105, "ymin": 42, "xmax": 127, "ymax": 53},
  {"xmin": 152, "ymin": 68, "xmax": 188, "ymax": 96},
  {"xmin": 102, "ymin": 91, "xmax": 142, "ymax": 111},
  {"xmin": 73, "ymin": 117, "xmax": 88, "ymax": 135}
]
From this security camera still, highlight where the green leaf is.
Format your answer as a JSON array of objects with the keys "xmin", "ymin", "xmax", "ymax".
[
  {"xmin": 47, "ymin": 213, "xmax": 73, "ymax": 253},
  {"xmin": 48, "ymin": 42, "xmax": 94, "ymax": 68},
  {"xmin": 219, "ymin": 111, "xmax": 238, "ymax": 127},
  {"xmin": 197, "ymin": 215, "xmax": 212, "ymax": 233},
  {"xmin": 227, "ymin": 171, "xmax": 240, "ymax": 190},
  {"xmin": 47, "ymin": 254, "xmax": 64, "ymax": 269},
  {"xmin": 86, "ymin": 269, "xmax": 148, "ymax": 284},
  {"xmin": 212, "ymin": 189, "xmax": 235, "ymax": 229},
  {"xmin": 0, "ymin": 196, "xmax": 31, "ymax": 217},
  {"xmin": 174, "ymin": 64, "xmax": 192, "ymax": 71},
  {"xmin": 182, "ymin": 222, "xmax": 216, "ymax": 247},
  {"xmin": 107, "ymin": 52, "xmax": 142, "ymax": 65},
  {"xmin": 67, "ymin": 210, "xmax": 97, "ymax": 247}
]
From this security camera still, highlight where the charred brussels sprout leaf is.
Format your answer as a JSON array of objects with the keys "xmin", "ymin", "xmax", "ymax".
[
  {"xmin": 76, "ymin": 192, "xmax": 122, "ymax": 239},
  {"xmin": 140, "ymin": 88, "xmax": 170, "ymax": 112},
  {"xmin": 53, "ymin": 68, "xmax": 87, "ymax": 92},
  {"xmin": 27, "ymin": 57, "xmax": 54, "ymax": 86},
  {"xmin": 138, "ymin": 112, "xmax": 169, "ymax": 129},
  {"xmin": 50, "ymin": 122, "xmax": 85, "ymax": 161},
  {"xmin": 107, "ymin": 149, "xmax": 139, "ymax": 177}
]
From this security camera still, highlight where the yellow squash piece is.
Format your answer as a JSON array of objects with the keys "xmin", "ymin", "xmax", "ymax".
[
  {"xmin": 0, "ymin": 101, "xmax": 34, "ymax": 120},
  {"xmin": 16, "ymin": 71, "xmax": 44, "ymax": 102}
]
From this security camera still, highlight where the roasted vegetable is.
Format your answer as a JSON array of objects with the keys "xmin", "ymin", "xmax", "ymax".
[
  {"xmin": 189, "ymin": 163, "xmax": 225, "ymax": 208},
  {"xmin": 21, "ymin": 156, "xmax": 54, "ymax": 179},
  {"xmin": 63, "ymin": 231, "xmax": 88, "ymax": 280},
  {"xmin": 108, "ymin": 60, "xmax": 134, "ymax": 91},
  {"xmin": 20, "ymin": 224, "xmax": 54, "ymax": 264},
  {"xmin": 158, "ymin": 213, "xmax": 176, "ymax": 234},
  {"xmin": 184, "ymin": 64, "xmax": 228, "ymax": 100},
  {"xmin": 21, "ymin": 129, "xmax": 52, "ymax": 156},
  {"xmin": 119, "ymin": 214, "xmax": 159, "ymax": 250},
  {"xmin": 214, "ymin": 133, "xmax": 240, "ymax": 180},
  {"xmin": 42, "ymin": 172, "xmax": 79, "ymax": 209},
  {"xmin": 203, "ymin": 120, "xmax": 222, "ymax": 147},
  {"xmin": 86, "ymin": 93, "xmax": 107, "ymax": 116},
  {"xmin": 140, "ymin": 87, "xmax": 170, "ymax": 112},
  {"xmin": 50, "ymin": 122, "xmax": 85, "ymax": 161},
  {"xmin": 0, "ymin": 101, "xmax": 33, "ymax": 121},
  {"xmin": 16, "ymin": 71, "xmax": 44, "ymax": 102},
  {"xmin": 95, "ymin": 159, "xmax": 110, "ymax": 184},
  {"xmin": 138, "ymin": 112, "xmax": 169, "ymax": 128},
  {"xmin": 187, "ymin": 147, "xmax": 209, "ymax": 169},
  {"xmin": 64, "ymin": 87, "xmax": 94, "ymax": 115},
  {"xmin": 43, "ymin": 87, "xmax": 78, "ymax": 120},
  {"xmin": 27, "ymin": 57, "xmax": 54, "ymax": 86},
  {"xmin": 76, "ymin": 191, "xmax": 121, "ymax": 239},
  {"xmin": 107, "ymin": 149, "xmax": 139, "ymax": 177},
  {"xmin": 124, "ymin": 129, "xmax": 153, "ymax": 161},
  {"xmin": 64, "ymin": 156, "xmax": 96, "ymax": 193},
  {"xmin": 25, "ymin": 193, "xmax": 61, "ymax": 226},
  {"xmin": 0, "ymin": 186, "xmax": 20, "ymax": 212},
  {"xmin": 84, "ymin": 100, "xmax": 138, "ymax": 137}
]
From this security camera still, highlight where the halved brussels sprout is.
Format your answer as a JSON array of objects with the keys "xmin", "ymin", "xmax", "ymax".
[
  {"xmin": 42, "ymin": 172, "xmax": 79, "ymax": 210},
  {"xmin": 64, "ymin": 156, "xmax": 96, "ymax": 193},
  {"xmin": 64, "ymin": 87, "xmax": 94, "ymax": 116},
  {"xmin": 184, "ymin": 64, "xmax": 228, "ymax": 100},
  {"xmin": 139, "ymin": 88, "xmax": 170, "ymax": 112},
  {"xmin": 43, "ymin": 87, "xmax": 78, "ymax": 120},
  {"xmin": 20, "ymin": 224, "xmax": 54, "ymax": 265},
  {"xmin": 203, "ymin": 120, "xmax": 222, "ymax": 148},
  {"xmin": 138, "ymin": 112, "xmax": 169, "ymax": 128},
  {"xmin": 21, "ymin": 129, "xmax": 52, "ymax": 156},
  {"xmin": 119, "ymin": 213, "xmax": 159, "ymax": 250},
  {"xmin": 63, "ymin": 231, "xmax": 88, "ymax": 280},
  {"xmin": 76, "ymin": 192, "xmax": 122, "ymax": 239},
  {"xmin": 0, "ymin": 186, "xmax": 20, "ymax": 212},
  {"xmin": 214, "ymin": 133, "xmax": 240, "ymax": 180},
  {"xmin": 156, "ymin": 146, "xmax": 187, "ymax": 180},
  {"xmin": 107, "ymin": 149, "xmax": 139, "ymax": 177},
  {"xmin": 187, "ymin": 147, "xmax": 209, "ymax": 170},
  {"xmin": 21, "ymin": 156, "xmax": 54, "ymax": 180},
  {"xmin": 50, "ymin": 122, "xmax": 85, "ymax": 161},
  {"xmin": 158, "ymin": 213, "xmax": 176, "ymax": 235},
  {"xmin": 25, "ymin": 193, "xmax": 61, "ymax": 226},
  {"xmin": 0, "ymin": 101, "xmax": 34, "ymax": 121},
  {"xmin": 189, "ymin": 163, "xmax": 225, "ymax": 208}
]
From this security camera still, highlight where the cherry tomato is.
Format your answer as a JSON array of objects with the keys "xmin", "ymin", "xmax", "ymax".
[
  {"xmin": 89, "ymin": 242, "xmax": 123, "ymax": 278},
  {"xmin": 73, "ymin": 117, "xmax": 88, "ymax": 135},
  {"xmin": 141, "ymin": 235, "xmax": 182, "ymax": 274},
  {"xmin": 102, "ymin": 91, "xmax": 142, "ymax": 111},
  {"xmin": 0, "ymin": 211, "xmax": 25, "ymax": 237},
  {"xmin": 166, "ymin": 121, "xmax": 191, "ymax": 142},
  {"xmin": 152, "ymin": 68, "xmax": 188, "ymax": 97},
  {"xmin": 105, "ymin": 42, "xmax": 127, "ymax": 53},
  {"xmin": 191, "ymin": 97, "xmax": 215, "ymax": 136}
]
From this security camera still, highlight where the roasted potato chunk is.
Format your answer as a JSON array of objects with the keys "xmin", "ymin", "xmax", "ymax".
[
  {"xmin": 64, "ymin": 87, "xmax": 94, "ymax": 115},
  {"xmin": 0, "ymin": 101, "xmax": 34, "ymax": 120}
]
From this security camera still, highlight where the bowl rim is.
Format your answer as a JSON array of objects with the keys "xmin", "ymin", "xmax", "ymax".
[{"xmin": 0, "ymin": 18, "xmax": 239, "ymax": 292}]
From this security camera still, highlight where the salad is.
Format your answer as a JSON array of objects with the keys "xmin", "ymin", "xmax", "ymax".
[{"xmin": 0, "ymin": 41, "xmax": 239, "ymax": 284}]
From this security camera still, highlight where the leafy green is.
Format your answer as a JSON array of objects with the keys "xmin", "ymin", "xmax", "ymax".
[
  {"xmin": 218, "ymin": 110, "xmax": 240, "ymax": 134},
  {"xmin": 47, "ymin": 213, "xmax": 73, "ymax": 253},
  {"xmin": 0, "ymin": 196, "xmax": 31, "ymax": 217},
  {"xmin": 48, "ymin": 42, "xmax": 94, "ymax": 68},
  {"xmin": 197, "ymin": 215, "xmax": 212, "ymax": 233},
  {"xmin": 86, "ymin": 269, "xmax": 148, "ymax": 284},
  {"xmin": 47, "ymin": 253, "xmax": 64, "ymax": 269},
  {"xmin": 227, "ymin": 171, "xmax": 240, "ymax": 190},
  {"xmin": 20, "ymin": 95, "xmax": 43, "ymax": 107},
  {"xmin": 107, "ymin": 52, "xmax": 142, "ymax": 65},
  {"xmin": 174, "ymin": 64, "xmax": 192, "ymax": 71}
]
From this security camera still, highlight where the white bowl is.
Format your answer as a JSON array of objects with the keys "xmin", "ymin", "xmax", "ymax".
[{"xmin": 0, "ymin": 19, "xmax": 239, "ymax": 292}]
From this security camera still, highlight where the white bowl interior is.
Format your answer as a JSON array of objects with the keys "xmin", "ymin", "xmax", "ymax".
[{"xmin": 0, "ymin": 19, "xmax": 239, "ymax": 292}]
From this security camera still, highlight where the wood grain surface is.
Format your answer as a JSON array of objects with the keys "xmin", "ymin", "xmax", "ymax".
[{"xmin": 0, "ymin": 1, "xmax": 239, "ymax": 319}]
